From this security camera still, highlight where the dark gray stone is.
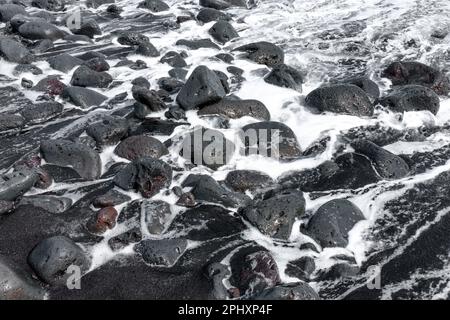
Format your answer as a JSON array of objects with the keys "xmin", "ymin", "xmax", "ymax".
[
  {"xmin": 264, "ymin": 64, "xmax": 303, "ymax": 92},
  {"xmin": 176, "ymin": 38, "xmax": 220, "ymax": 50},
  {"xmin": 305, "ymin": 84, "xmax": 374, "ymax": 116},
  {"xmin": 114, "ymin": 135, "xmax": 168, "ymax": 161},
  {"xmin": 182, "ymin": 174, "xmax": 249, "ymax": 207},
  {"xmin": 376, "ymin": 85, "xmax": 440, "ymax": 115},
  {"xmin": 241, "ymin": 121, "xmax": 302, "ymax": 161},
  {"xmin": 233, "ymin": 41, "xmax": 284, "ymax": 67},
  {"xmin": 142, "ymin": 200, "xmax": 172, "ymax": 235},
  {"xmin": 18, "ymin": 21, "xmax": 65, "ymax": 41},
  {"xmin": 40, "ymin": 139, "xmax": 102, "ymax": 180},
  {"xmin": 62, "ymin": 86, "xmax": 108, "ymax": 108},
  {"xmin": 382, "ymin": 61, "xmax": 450, "ymax": 95},
  {"xmin": 209, "ymin": 20, "xmax": 239, "ymax": 44},
  {"xmin": 250, "ymin": 282, "xmax": 320, "ymax": 300},
  {"xmin": 160, "ymin": 51, "xmax": 187, "ymax": 68},
  {"xmin": 28, "ymin": 236, "xmax": 90, "ymax": 286},
  {"xmin": 197, "ymin": 8, "xmax": 231, "ymax": 23},
  {"xmin": 47, "ymin": 53, "xmax": 83, "ymax": 72},
  {"xmin": 198, "ymin": 98, "xmax": 270, "ymax": 120},
  {"xmin": 0, "ymin": 169, "xmax": 38, "ymax": 201},
  {"xmin": 0, "ymin": 38, "xmax": 34, "ymax": 64},
  {"xmin": 86, "ymin": 116, "xmax": 129, "ymax": 146},
  {"xmin": 176, "ymin": 65, "xmax": 226, "ymax": 110},
  {"xmin": 20, "ymin": 101, "xmax": 63, "ymax": 124},
  {"xmin": 180, "ymin": 127, "xmax": 235, "ymax": 170},
  {"xmin": 113, "ymin": 157, "xmax": 172, "ymax": 198},
  {"xmin": 136, "ymin": 238, "xmax": 187, "ymax": 267},
  {"xmin": 19, "ymin": 195, "xmax": 72, "ymax": 214},
  {"xmin": 305, "ymin": 199, "xmax": 364, "ymax": 248},
  {"xmin": 351, "ymin": 139, "xmax": 410, "ymax": 180},
  {"xmin": 240, "ymin": 188, "xmax": 305, "ymax": 240},
  {"xmin": 137, "ymin": 0, "xmax": 169, "ymax": 12},
  {"xmin": 70, "ymin": 65, "xmax": 113, "ymax": 88},
  {"xmin": 224, "ymin": 170, "xmax": 274, "ymax": 192},
  {"xmin": 0, "ymin": 113, "xmax": 25, "ymax": 132},
  {"xmin": 0, "ymin": 4, "xmax": 27, "ymax": 22}
]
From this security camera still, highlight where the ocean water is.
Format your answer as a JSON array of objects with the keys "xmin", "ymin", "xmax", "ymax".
[{"xmin": 2, "ymin": 0, "xmax": 450, "ymax": 299}]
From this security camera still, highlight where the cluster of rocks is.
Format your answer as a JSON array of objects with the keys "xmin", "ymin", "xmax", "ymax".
[{"xmin": 1, "ymin": 0, "xmax": 450, "ymax": 301}]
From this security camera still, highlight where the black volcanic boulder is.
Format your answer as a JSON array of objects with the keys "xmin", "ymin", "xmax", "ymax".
[
  {"xmin": 264, "ymin": 64, "xmax": 303, "ymax": 92},
  {"xmin": 0, "ymin": 254, "xmax": 46, "ymax": 300},
  {"xmin": 180, "ymin": 127, "xmax": 235, "ymax": 170},
  {"xmin": 176, "ymin": 38, "xmax": 220, "ymax": 50},
  {"xmin": 181, "ymin": 174, "xmax": 249, "ymax": 207},
  {"xmin": 62, "ymin": 86, "xmax": 107, "ymax": 108},
  {"xmin": 28, "ymin": 236, "xmax": 90, "ymax": 286},
  {"xmin": 114, "ymin": 135, "xmax": 168, "ymax": 161},
  {"xmin": 240, "ymin": 121, "xmax": 302, "ymax": 161},
  {"xmin": 198, "ymin": 98, "xmax": 270, "ymax": 120},
  {"xmin": 40, "ymin": 140, "xmax": 102, "ymax": 180},
  {"xmin": 137, "ymin": 0, "xmax": 169, "ymax": 12},
  {"xmin": 47, "ymin": 53, "xmax": 83, "ymax": 73},
  {"xmin": 209, "ymin": 21, "xmax": 239, "ymax": 44},
  {"xmin": 18, "ymin": 21, "xmax": 65, "ymax": 41},
  {"xmin": 157, "ymin": 77, "xmax": 184, "ymax": 94},
  {"xmin": 160, "ymin": 51, "xmax": 187, "ymax": 68},
  {"xmin": 20, "ymin": 101, "xmax": 63, "ymax": 125},
  {"xmin": 32, "ymin": 0, "xmax": 65, "ymax": 11},
  {"xmin": 351, "ymin": 140, "xmax": 409, "ymax": 180},
  {"xmin": 0, "ymin": 169, "xmax": 38, "ymax": 201},
  {"xmin": 278, "ymin": 153, "xmax": 380, "ymax": 192},
  {"xmin": 70, "ymin": 66, "xmax": 113, "ymax": 88},
  {"xmin": 382, "ymin": 61, "xmax": 450, "ymax": 95},
  {"xmin": 305, "ymin": 84, "xmax": 374, "ymax": 116},
  {"xmin": 0, "ymin": 4, "xmax": 27, "ymax": 22},
  {"xmin": 135, "ymin": 238, "xmax": 187, "ymax": 267},
  {"xmin": 224, "ymin": 170, "xmax": 274, "ymax": 192},
  {"xmin": 200, "ymin": 0, "xmax": 231, "ymax": 10},
  {"xmin": 86, "ymin": 116, "xmax": 129, "ymax": 146},
  {"xmin": 113, "ymin": 157, "xmax": 172, "ymax": 198},
  {"xmin": 233, "ymin": 41, "xmax": 284, "ymax": 67},
  {"xmin": 230, "ymin": 246, "xmax": 281, "ymax": 297},
  {"xmin": 240, "ymin": 188, "xmax": 305, "ymax": 240},
  {"xmin": 132, "ymin": 86, "xmax": 167, "ymax": 116},
  {"xmin": 250, "ymin": 282, "xmax": 320, "ymax": 300},
  {"xmin": 0, "ymin": 38, "xmax": 34, "ymax": 64},
  {"xmin": 341, "ymin": 76, "xmax": 380, "ymax": 99},
  {"xmin": 177, "ymin": 66, "xmax": 227, "ymax": 110},
  {"xmin": 197, "ymin": 8, "xmax": 231, "ymax": 23},
  {"xmin": 305, "ymin": 199, "xmax": 364, "ymax": 248},
  {"xmin": 376, "ymin": 85, "xmax": 440, "ymax": 115},
  {"xmin": 71, "ymin": 19, "xmax": 102, "ymax": 39}
]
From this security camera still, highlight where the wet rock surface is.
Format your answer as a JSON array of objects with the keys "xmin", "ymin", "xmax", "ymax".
[{"xmin": 0, "ymin": 0, "xmax": 448, "ymax": 301}]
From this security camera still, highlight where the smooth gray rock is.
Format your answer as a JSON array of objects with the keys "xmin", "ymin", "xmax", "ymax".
[
  {"xmin": 18, "ymin": 21, "xmax": 65, "ymax": 41},
  {"xmin": 70, "ymin": 65, "xmax": 113, "ymax": 88},
  {"xmin": 0, "ymin": 38, "xmax": 34, "ymax": 64},
  {"xmin": 241, "ymin": 188, "xmax": 306, "ymax": 240},
  {"xmin": 114, "ymin": 135, "xmax": 168, "ymax": 161},
  {"xmin": 135, "ymin": 238, "xmax": 187, "ymax": 267},
  {"xmin": 19, "ymin": 195, "xmax": 72, "ymax": 214},
  {"xmin": 0, "ymin": 4, "xmax": 27, "ymax": 22},
  {"xmin": 0, "ymin": 169, "xmax": 38, "ymax": 201},
  {"xmin": 62, "ymin": 86, "xmax": 108, "ymax": 108},
  {"xmin": 198, "ymin": 98, "xmax": 270, "ymax": 120},
  {"xmin": 305, "ymin": 199, "xmax": 364, "ymax": 248},
  {"xmin": 209, "ymin": 20, "xmax": 239, "ymax": 44},
  {"xmin": 305, "ymin": 84, "xmax": 374, "ymax": 116},
  {"xmin": 40, "ymin": 139, "xmax": 102, "ymax": 180},
  {"xmin": 28, "ymin": 236, "xmax": 90, "ymax": 286},
  {"xmin": 47, "ymin": 54, "xmax": 83, "ymax": 73},
  {"xmin": 176, "ymin": 65, "xmax": 226, "ymax": 110}
]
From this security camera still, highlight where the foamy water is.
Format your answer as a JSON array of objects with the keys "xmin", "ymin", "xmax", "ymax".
[{"xmin": 2, "ymin": 0, "xmax": 450, "ymax": 299}]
